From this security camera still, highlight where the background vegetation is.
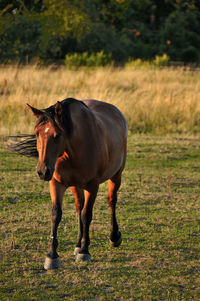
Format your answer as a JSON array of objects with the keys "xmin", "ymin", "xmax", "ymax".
[
  {"xmin": 0, "ymin": 0, "xmax": 200, "ymax": 65},
  {"xmin": 1, "ymin": 65, "xmax": 200, "ymax": 135}
]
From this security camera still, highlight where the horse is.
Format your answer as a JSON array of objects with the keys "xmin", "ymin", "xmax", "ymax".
[{"xmin": 20, "ymin": 98, "xmax": 127, "ymax": 269}]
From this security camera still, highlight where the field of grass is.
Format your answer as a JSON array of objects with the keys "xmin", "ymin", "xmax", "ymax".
[
  {"xmin": 0, "ymin": 134, "xmax": 200, "ymax": 300},
  {"xmin": 0, "ymin": 65, "xmax": 200, "ymax": 300},
  {"xmin": 1, "ymin": 65, "xmax": 200, "ymax": 135}
]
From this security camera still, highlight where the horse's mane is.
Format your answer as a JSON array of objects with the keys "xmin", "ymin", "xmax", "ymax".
[
  {"xmin": 36, "ymin": 98, "xmax": 78, "ymax": 134},
  {"xmin": 7, "ymin": 98, "xmax": 84, "ymax": 158}
]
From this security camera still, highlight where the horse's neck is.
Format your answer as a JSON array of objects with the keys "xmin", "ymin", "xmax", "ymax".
[{"xmin": 65, "ymin": 105, "xmax": 98, "ymax": 161}]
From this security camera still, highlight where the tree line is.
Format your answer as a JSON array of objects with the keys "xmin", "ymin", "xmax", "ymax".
[{"xmin": 0, "ymin": 0, "xmax": 200, "ymax": 65}]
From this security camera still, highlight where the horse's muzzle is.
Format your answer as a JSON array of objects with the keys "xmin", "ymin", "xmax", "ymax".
[{"xmin": 37, "ymin": 166, "xmax": 53, "ymax": 181}]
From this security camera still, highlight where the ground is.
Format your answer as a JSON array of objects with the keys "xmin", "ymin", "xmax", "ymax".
[{"xmin": 0, "ymin": 134, "xmax": 200, "ymax": 300}]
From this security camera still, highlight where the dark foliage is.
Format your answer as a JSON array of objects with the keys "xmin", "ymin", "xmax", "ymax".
[{"xmin": 0, "ymin": 0, "xmax": 200, "ymax": 64}]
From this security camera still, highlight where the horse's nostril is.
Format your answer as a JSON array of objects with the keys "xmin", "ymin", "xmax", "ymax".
[
  {"xmin": 37, "ymin": 170, "xmax": 43, "ymax": 177},
  {"xmin": 37, "ymin": 166, "xmax": 52, "ymax": 181}
]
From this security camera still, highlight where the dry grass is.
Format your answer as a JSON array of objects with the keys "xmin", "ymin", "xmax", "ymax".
[{"xmin": 1, "ymin": 64, "xmax": 200, "ymax": 135}]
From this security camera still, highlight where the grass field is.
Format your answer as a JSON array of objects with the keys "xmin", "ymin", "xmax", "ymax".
[
  {"xmin": 1, "ymin": 65, "xmax": 200, "ymax": 135},
  {"xmin": 0, "ymin": 65, "xmax": 200, "ymax": 300},
  {"xmin": 0, "ymin": 134, "xmax": 200, "ymax": 300}
]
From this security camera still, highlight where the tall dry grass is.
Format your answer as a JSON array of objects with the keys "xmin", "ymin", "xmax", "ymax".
[{"xmin": 0, "ymin": 64, "xmax": 200, "ymax": 135}]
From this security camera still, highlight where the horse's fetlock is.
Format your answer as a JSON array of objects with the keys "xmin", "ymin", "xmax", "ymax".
[
  {"xmin": 79, "ymin": 247, "xmax": 90, "ymax": 255},
  {"xmin": 47, "ymin": 251, "xmax": 59, "ymax": 259},
  {"xmin": 81, "ymin": 238, "xmax": 90, "ymax": 248},
  {"xmin": 49, "ymin": 238, "xmax": 58, "ymax": 249}
]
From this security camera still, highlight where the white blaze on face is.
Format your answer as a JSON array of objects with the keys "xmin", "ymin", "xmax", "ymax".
[{"xmin": 45, "ymin": 127, "xmax": 49, "ymax": 134}]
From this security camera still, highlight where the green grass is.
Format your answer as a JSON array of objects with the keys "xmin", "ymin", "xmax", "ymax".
[{"xmin": 0, "ymin": 134, "xmax": 200, "ymax": 300}]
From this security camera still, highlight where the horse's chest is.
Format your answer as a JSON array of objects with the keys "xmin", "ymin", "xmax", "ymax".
[{"xmin": 54, "ymin": 160, "xmax": 93, "ymax": 187}]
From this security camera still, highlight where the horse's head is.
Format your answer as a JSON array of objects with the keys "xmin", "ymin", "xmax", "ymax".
[{"xmin": 28, "ymin": 102, "xmax": 66, "ymax": 181}]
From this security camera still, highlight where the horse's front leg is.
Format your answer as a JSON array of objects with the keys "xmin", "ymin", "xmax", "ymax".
[
  {"xmin": 75, "ymin": 182, "xmax": 99, "ymax": 262},
  {"xmin": 44, "ymin": 178, "xmax": 66, "ymax": 270},
  {"xmin": 70, "ymin": 186, "xmax": 84, "ymax": 255}
]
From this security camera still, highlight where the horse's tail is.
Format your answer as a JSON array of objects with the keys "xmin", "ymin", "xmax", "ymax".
[{"xmin": 7, "ymin": 134, "xmax": 38, "ymax": 158}]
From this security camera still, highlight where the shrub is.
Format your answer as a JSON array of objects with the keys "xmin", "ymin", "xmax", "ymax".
[
  {"xmin": 65, "ymin": 51, "xmax": 112, "ymax": 68},
  {"xmin": 125, "ymin": 54, "xmax": 170, "ymax": 69},
  {"xmin": 125, "ymin": 58, "xmax": 151, "ymax": 69},
  {"xmin": 153, "ymin": 54, "xmax": 170, "ymax": 67}
]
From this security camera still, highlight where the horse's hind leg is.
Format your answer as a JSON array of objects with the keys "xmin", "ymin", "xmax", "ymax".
[
  {"xmin": 70, "ymin": 186, "xmax": 84, "ymax": 255},
  {"xmin": 44, "ymin": 178, "xmax": 66, "ymax": 270},
  {"xmin": 107, "ymin": 173, "xmax": 122, "ymax": 247}
]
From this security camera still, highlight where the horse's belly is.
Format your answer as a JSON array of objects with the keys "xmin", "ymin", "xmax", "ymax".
[{"xmin": 98, "ymin": 154, "xmax": 126, "ymax": 183}]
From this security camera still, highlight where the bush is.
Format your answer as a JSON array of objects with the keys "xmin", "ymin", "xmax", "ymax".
[
  {"xmin": 153, "ymin": 54, "xmax": 170, "ymax": 67},
  {"xmin": 125, "ymin": 54, "xmax": 170, "ymax": 69},
  {"xmin": 64, "ymin": 51, "xmax": 112, "ymax": 68},
  {"xmin": 125, "ymin": 58, "xmax": 151, "ymax": 69}
]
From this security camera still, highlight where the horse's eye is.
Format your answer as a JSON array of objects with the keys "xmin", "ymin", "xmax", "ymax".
[{"xmin": 35, "ymin": 131, "xmax": 39, "ymax": 138}]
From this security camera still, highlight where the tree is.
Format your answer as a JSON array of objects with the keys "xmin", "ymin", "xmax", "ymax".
[
  {"xmin": 159, "ymin": 3, "xmax": 200, "ymax": 62},
  {"xmin": 0, "ymin": 0, "xmax": 200, "ymax": 63}
]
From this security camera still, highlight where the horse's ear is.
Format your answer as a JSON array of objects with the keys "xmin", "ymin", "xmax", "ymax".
[
  {"xmin": 27, "ymin": 103, "xmax": 43, "ymax": 118},
  {"xmin": 55, "ymin": 101, "xmax": 63, "ymax": 117}
]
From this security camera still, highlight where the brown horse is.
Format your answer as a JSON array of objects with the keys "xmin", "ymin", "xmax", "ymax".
[{"xmin": 27, "ymin": 98, "xmax": 127, "ymax": 269}]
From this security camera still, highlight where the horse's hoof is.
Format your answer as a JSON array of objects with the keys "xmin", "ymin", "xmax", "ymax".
[
  {"xmin": 44, "ymin": 256, "xmax": 60, "ymax": 270},
  {"xmin": 74, "ymin": 247, "xmax": 81, "ymax": 255},
  {"xmin": 76, "ymin": 253, "xmax": 91, "ymax": 262},
  {"xmin": 110, "ymin": 232, "xmax": 122, "ymax": 247}
]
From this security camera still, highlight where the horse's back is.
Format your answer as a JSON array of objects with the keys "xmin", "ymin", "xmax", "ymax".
[{"xmin": 83, "ymin": 99, "xmax": 127, "ymax": 137}]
